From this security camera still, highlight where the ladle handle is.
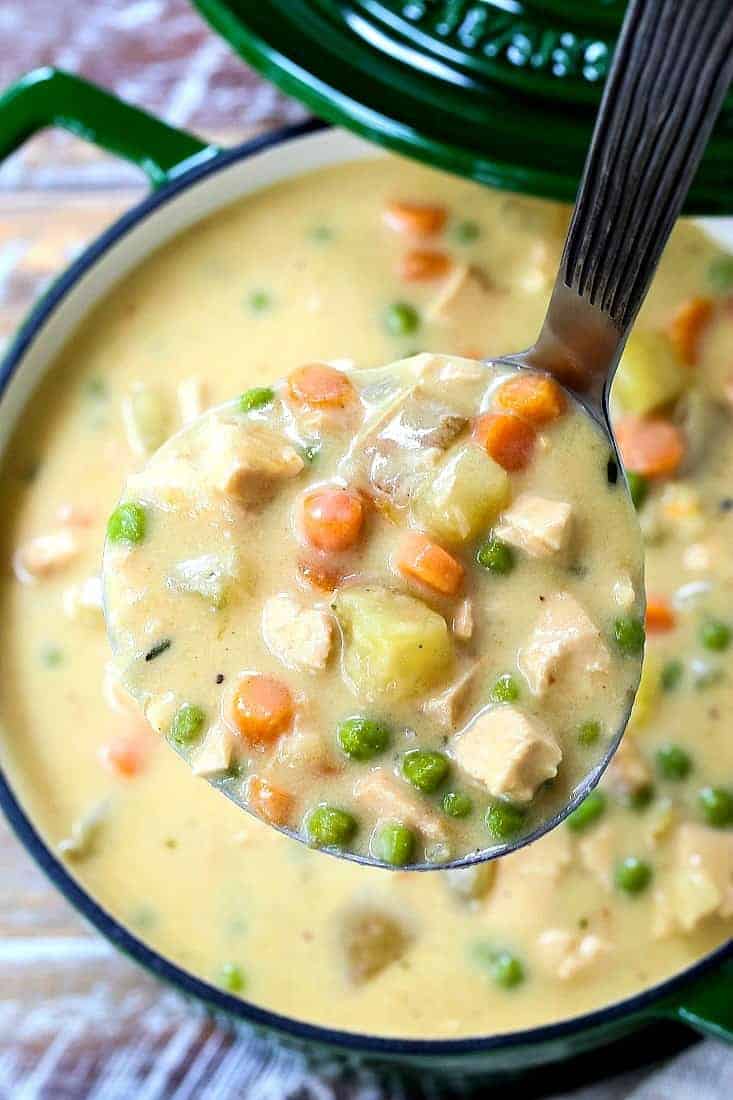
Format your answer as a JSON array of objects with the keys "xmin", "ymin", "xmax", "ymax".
[{"xmin": 532, "ymin": 0, "xmax": 733, "ymax": 405}]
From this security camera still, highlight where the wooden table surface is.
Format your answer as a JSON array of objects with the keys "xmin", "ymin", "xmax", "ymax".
[{"xmin": 0, "ymin": 5, "xmax": 729, "ymax": 1097}]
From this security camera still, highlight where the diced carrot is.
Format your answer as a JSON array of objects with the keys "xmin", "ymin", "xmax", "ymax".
[
  {"xmin": 383, "ymin": 200, "xmax": 447, "ymax": 237},
  {"xmin": 473, "ymin": 412, "xmax": 536, "ymax": 471},
  {"xmin": 396, "ymin": 531, "xmax": 464, "ymax": 596},
  {"xmin": 615, "ymin": 415, "xmax": 685, "ymax": 478},
  {"xmin": 247, "ymin": 775, "xmax": 294, "ymax": 827},
  {"xmin": 302, "ymin": 487, "xmax": 364, "ymax": 552},
  {"xmin": 667, "ymin": 297, "xmax": 714, "ymax": 366},
  {"xmin": 398, "ymin": 249, "xmax": 452, "ymax": 282},
  {"xmin": 645, "ymin": 595, "xmax": 676, "ymax": 634},
  {"xmin": 230, "ymin": 674, "xmax": 293, "ymax": 746},
  {"xmin": 99, "ymin": 737, "xmax": 146, "ymax": 778},
  {"xmin": 297, "ymin": 557, "xmax": 344, "ymax": 591},
  {"xmin": 288, "ymin": 364, "xmax": 355, "ymax": 408},
  {"xmin": 494, "ymin": 373, "xmax": 566, "ymax": 426}
]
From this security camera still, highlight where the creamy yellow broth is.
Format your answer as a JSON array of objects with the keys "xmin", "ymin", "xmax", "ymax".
[
  {"xmin": 0, "ymin": 156, "xmax": 731, "ymax": 1037},
  {"xmin": 103, "ymin": 352, "xmax": 642, "ymax": 866}
]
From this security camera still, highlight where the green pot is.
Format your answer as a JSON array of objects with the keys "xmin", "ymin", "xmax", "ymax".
[{"xmin": 0, "ymin": 67, "xmax": 730, "ymax": 1083}]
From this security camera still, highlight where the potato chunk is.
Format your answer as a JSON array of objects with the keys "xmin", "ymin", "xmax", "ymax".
[
  {"xmin": 495, "ymin": 494, "xmax": 573, "ymax": 559},
  {"xmin": 262, "ymin": 593, "xmax": 333, "ymax": 673},
  {"xmin": 339, "ymin": 906, "xmax": 411, "ymax": 985},
  {"xmin": 613, "ymin": 331, "xmax": 687, "ymax": 415},
  {"xmin": 334, "ymin": 586, "xmax": 453, "ymax": 701},
  {"xmin": 518, "ymin": 591, "xmax": 610, "ymax": 697},
  {"xmin": 412, "ymin": 443, "xmax": 509, "ymax": 544},
  {"xmin": 452, "ymin": 705, "xmax": 561, "ymax": 803}
]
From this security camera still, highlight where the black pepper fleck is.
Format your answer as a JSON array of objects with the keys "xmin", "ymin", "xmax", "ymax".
[
  {"xmin": 607, "ymin": 456, "xmax": 618, "ymax": 485},
  {"xmin": 216, "ymin": 673, "xmax": 225, "ymax": 684}
]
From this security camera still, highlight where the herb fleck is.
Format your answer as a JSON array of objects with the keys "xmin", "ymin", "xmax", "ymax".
[{"xmin": 144, "ymin": 638, "xmax": 171, "ymax": 663}]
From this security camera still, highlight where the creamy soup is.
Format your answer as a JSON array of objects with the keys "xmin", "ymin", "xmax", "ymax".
[
  {"xmin": 103, "ymin": 352, "xmax": 642, "ymax": 866},
  {"xmin": 0, "ymin": 156, "xmax": 731, "ymax": 1038}
]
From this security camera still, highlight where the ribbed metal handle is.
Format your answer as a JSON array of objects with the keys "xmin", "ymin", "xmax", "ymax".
[
  {"xmin": 529, "ymin": 0, "xmax": 733, "ymax": 409},
  {"xmin": 565, "ymin": 0, "xmax": 733, "ymax": 331}
]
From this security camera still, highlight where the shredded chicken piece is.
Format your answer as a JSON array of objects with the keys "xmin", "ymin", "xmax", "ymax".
[
  {"xmin": 191, "ymin": 722, "xmax": 238, "ymax": 778},
  {"xmin": 353, "ymin": 769, "xmax": 446, "ymax": 840},
  {"xmin": 421, "ymin": 660, "xmax": 483, "ymax": 731},
  {"xmin": 495, "ymin": 494, "xmax": 573, "ymax": 559},
  {"xmin": 452, "ymin": 598, "xmax": 474, "ymax": 641}
]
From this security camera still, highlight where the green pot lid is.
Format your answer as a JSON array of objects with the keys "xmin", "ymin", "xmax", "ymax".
[{"xmin": 193, "ymin": 0, "xmax": 733, "ymax": 214}]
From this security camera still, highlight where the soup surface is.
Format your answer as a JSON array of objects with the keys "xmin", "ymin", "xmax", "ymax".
[
  {"xmin": 103, "ymin": 352, "xmax": 642, "ymax": 865},
  {"xmin": 0, "ymin": 154, "xmax": 731, "ymax": 1038}
]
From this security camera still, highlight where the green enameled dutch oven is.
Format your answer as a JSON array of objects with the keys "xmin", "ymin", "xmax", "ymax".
[
  {"xmin": 191, "ymin": 0, "xmax": 733, "ymax": 211},
  {"xmin": 0, "ymin": 65, "xmax": 731, "ymax": 1085}
]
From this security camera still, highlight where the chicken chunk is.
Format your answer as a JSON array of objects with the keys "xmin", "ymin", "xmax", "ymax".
[
  {"xmin": 577, "ymin": 822, "xmax": 617, "ymax": 890},
  {"xmin": 13, "ymin": 529, "xmax": 80, "ymax": 582},
  {"xmin": 63, "ymin": 574, "xmax": 104, "ymax": 622},
  {"xmin": 191, "ymin": 722, "xmax": 237, "ymax": 778},
  {"xmin": 606, "ymin": 736, "xmax": 652, "ymax": 801},
  {"xmin": 421, "ymin": 659, "xmax": 483, "ymax": 731},
  {"xmin": 201, "ymin": 418, "xmax": 304, "ymax": 505},
  {"xmin": 426, "ymin": 263, "xmax": 493, "ymax": 328},
  {"xmin": 452, "ymin": 705, "xmax": 561, "ymax": 803},
  {"xmin": 507, "ymin": 825, "xmax": 573, "ymax": 882},
  {"xmin": 670, "ymin": 824, "xmax": 733, "ymax": 932},
  {"xmin": 353, "ymin": 769, "xmax": 446, "ymax": 841},
  {"xmin": 518, "ymin": 591, "xmax": 611, "ymax": 697},
  {"xmin": 536, "ymin": 928, "xmax": 611, "ymax": 980},
  {"xmin": 276, "ymin": 725, "xmax": 333, "ymax": 774},
  {"xmin": 495, "ymin": 494, "xmax": 573, "ymax": 559},
  {"xmin": 262, "ymin": 594, "xmax": 334, "ymax": 673}
]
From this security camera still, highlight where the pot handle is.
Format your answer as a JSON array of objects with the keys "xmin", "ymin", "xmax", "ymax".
[
  {"xmin": 658, "ymin": 961, "xmax": 733, "ymax": 1043},
  {"xmin": 0, "ymin": 67, "xmax": 218, "ymax": 187}
]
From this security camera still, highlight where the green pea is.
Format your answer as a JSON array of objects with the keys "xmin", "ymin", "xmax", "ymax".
[
  {"xmin": 476, "ymin": 537, "xmax": 515, "ymax": 575},
  {"xmin": 402, "ymin": 750, "xmax": 450, "ymax": 793},
  {"xmin": 615, "ymin": 856, "xmax": 653, "ymax": 895},
  {"xmin": 309, "ymin": 224, "xmax": 333, "ymax": 243},
  {"xmin": 613, "ymin": 615, "xmax": 645, "ymax": 656},
  {"xmin": 578, "ymin": 720, "xmax": 601, "ymax": 746},
  {"xmin": 239, "ymin": 386, "xmax": 274, "ymax": 413},
  {"xmin": 486, "ymin": 801, "xmax": 525, "ymax": 841},
  {"xmin": 626, "ymin": 472, "xmax": 648, "ymax": 509},
  {"xmin": 490, "ymin": 674, "xmax": 520, "ymax": 704},
  {"xmin": 337, "ymin": 716, "xmax": 391, "ymax": 762},
  {"xmin": 442, "ymin": 791, "xmax": 473, "ymax": 818},
  {"xmin": 655, "ymin": 744, "xmax": 692, "ymax": 781},
  {"xmin": 107, "ymin": 502, "xmax": 146, "ymax": 545},
  {"xmin": 220, "ymin": 963, "xmax": 246, "ymax": 993},
  {"xmin": 566, "ymin": 789, "xmax": 606, "ymax": 832},
  {"xmin": 708, "ymin": 253, "xmax": 733, "ymax": 293},
  {"xmin": 700, "ymin": 618, "xmax": 731, "ymax": 652},
  {"xmin": 698, "ymin": 786, "xmax": 733, "ymax": 827},
  {"xmin": 247, "ymin": 289, "xmax": 272, "ymax": 313},
  {"xmin": 385, "ymin": 302, "xmax": 420, "ymax": 336},
  {"xmin": 169, "ymin": 703, "xmax": 206, "ymax": 746},
  {"xmin": 661, "ymin": 659, "xmax": 683, "ymax": 692},
  {"xmin": 453, "ymin": 219, "xmax": 481, "ymax": 243},
  {"xmin": 306, "ymin": 805, "xmax": 358, "ymax": 848},
  {"xmin": 40, "ymin": 644, "xmax": 63, "ymax": 668},
  {"xmin": 371, "ymin": 821, "xmax": 415, "ymax": 866},
  {"xmin": 489, "ymin": 949, "xmax": 525, "ymax": 990}
]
